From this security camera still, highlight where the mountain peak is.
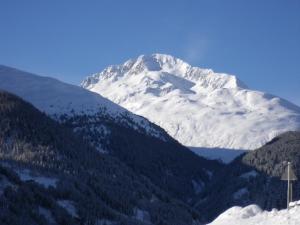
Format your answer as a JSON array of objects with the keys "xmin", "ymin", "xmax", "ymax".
[
  {"xmin": 81, "ymin": 53, "xmax": 246, "ymax": 90},
  {"xmin": 133, "ymin": 53, "xmax": 187, "ymax": 71},
  {"xmin": 130, "ymin": 53, "xmax": 192, "ymax": 75},
  {"xmin": 81, "ymin": 54, "xmax": 300, "ymax": 152}
]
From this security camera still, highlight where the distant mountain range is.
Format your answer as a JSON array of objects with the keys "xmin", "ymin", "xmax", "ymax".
[{"xmin": 82, "ymin": 54, "xmax": 300, "ymax": 159}]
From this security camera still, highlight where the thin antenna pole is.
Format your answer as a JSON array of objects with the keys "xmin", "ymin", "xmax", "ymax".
[
  {"xmin": 291, "ymin": 182, "xmax": 293, "ymax": 203},
  {"xmin": 287, "ymin": 162, "xmax": 290, "ymax": 210},
  {"xmin": 281, "ymin": 161, "xmax": 297, "ymax": 209}
]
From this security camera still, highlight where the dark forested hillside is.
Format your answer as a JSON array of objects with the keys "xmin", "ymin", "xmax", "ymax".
[
  {"xmin": 61, "ymin": 113, "xmax": 223, "ymax": 201},
  {"xmin": 242, "ymin": 131, "xmax": 300, "ymax": 177},
  {"xmin": 0, "ymin": 65, "xmax": 223, "ymax": 205},
  {"xmin": 195, "ymin": 131, "xmax": 300, "ymax": 223},
  {"xmin": 3, "ymin": 88, "xmax": 298, "ymax": 225},
  {"xmin": 0, "ymin": 91, "xmax": 203, "ymax": 225}
]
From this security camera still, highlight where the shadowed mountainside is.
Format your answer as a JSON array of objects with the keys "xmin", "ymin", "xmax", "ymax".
[{"xmin": 0, "ymin": 90, "xmax": 204, "ymax": 225}]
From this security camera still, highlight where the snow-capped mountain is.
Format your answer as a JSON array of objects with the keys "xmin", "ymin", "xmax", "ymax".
[{"xmin": 82, "ymin": 54, "xmax": 300, "ymax": 152}]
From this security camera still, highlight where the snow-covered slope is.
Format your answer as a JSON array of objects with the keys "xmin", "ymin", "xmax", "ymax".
[
  {"xmin": 82, "ymin": 54, "xmax": 300, "ymax": 151},
  {"xmin": 0, "ymin": 65, "xmax": 165, "ymax": 140},
  {"xmin": 208, "ymin": 201, "xmax": 300, "ymax": 225}
]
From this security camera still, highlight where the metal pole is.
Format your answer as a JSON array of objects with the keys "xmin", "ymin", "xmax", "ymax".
[
  {"xmin": 287, "ymin": 162, "xmax": 290, "ymax": 210},
  {"xmin": 291, "ymin": 182, "xmax": 293, "ymax": 203}
]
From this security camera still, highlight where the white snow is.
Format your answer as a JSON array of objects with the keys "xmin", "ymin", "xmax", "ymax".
[
  {"xmin": 0, "ymin": 65, "xmax": 120, "ymax": 116},
  {"xmin": 57, "ymin": 200, "xmax": 78, "ymax": 218},
  {"xmin": 150, "ymin": 194, "xmax": 159, "ymax": 203},
  {"xmin": 0, "ymin": 163, "xmax": 57, "ymax": 188},
  {"xmin": 208, "ymin": 202, "xmax": 300, "ymax": 225},
  {"xmin": 233, "ymin": 187, "xmax": 249, "ymax": 200},
  {"xmin": 289, "ymin": 200, "xmax": 300, "ymax": 207},
  {"xmin": 205, "ymin": 170, "xmax": 213, "ymax": 180},
  {"xmin": 82, "ymin": 53, "xmax": 300, "ymax": 157},
  {"xmin": 38, "ymin": 206, "xmax": 57, "ymax": 225},
  {"xmin": 192, "ymin": 179, "xmax": 205, "ymax": 194},
  {"xmin": 15, "ymin": 168, "xmax": 57, "ymax": 188},
  {"xmin": 95, "ymin": 220, "xmax": 118, "ymax": 225},
  {"xmin": 133, "ymin": 208, "xmax": 151, "ymax": 222},
  {"xmin": 0, "ymin": 65, "xmax": 166, "ymax": 141},
  {"xmin": 240, "ymin": 170, "xmax": 258, "ymax": 179}
]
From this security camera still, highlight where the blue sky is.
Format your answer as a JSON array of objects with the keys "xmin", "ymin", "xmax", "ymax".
[{"xmin": 0, "ymin": 0, "xmax": 299, "ymax": 105}]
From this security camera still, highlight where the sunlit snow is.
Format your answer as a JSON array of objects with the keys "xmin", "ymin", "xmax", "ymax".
[
  {"xmin": 82, "ymin": 54, "xmax": 300, "ymax": 156},
  {"xmin": 208, "ymin": 201, "xmax": 300, "ymax": 225},
  {"xmin": 0, "ymin": 65, "xmax": 166, "ymax": 141}
]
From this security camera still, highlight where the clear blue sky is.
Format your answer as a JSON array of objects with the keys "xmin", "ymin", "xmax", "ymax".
[{"xmin": 1, "ymin": 0, "xmax": 299, "ymax": 105}]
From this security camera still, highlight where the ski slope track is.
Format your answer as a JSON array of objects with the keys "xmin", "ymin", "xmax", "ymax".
[{"xmin": 82, "ymin": 54, "xmax": 300, "ymax": 154}]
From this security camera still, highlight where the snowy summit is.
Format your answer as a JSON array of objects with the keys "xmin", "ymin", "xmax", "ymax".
[{"xmin": 82, "ymin": 54, "xmax": 300, "ymax": 152}]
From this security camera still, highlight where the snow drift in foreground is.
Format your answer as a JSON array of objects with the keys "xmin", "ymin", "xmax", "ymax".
[
  {"xmin": 208, "ymin": 201, "xmax": 300, "ymax": 225},
  {"xmin": 82, "ymin": 53, "xmax": 300, "ymax": 152}
]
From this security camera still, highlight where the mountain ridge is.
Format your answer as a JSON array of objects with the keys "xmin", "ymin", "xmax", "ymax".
[
  {"xmin": 0, "ymin": 64, "xmax": 166, "ymax": 141},
  {"xmin": 0, "ymin": 64, "xmax": 223, "ymax": 203},
  {"xmin": 81, "ymin": 53, "xmax": 247, "ymax": 90}
]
